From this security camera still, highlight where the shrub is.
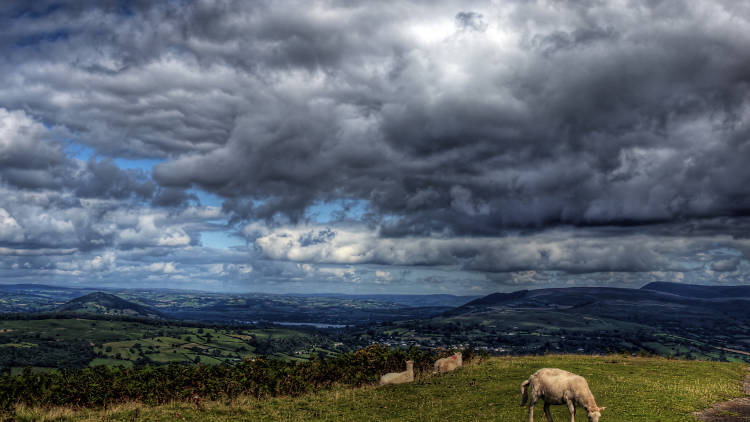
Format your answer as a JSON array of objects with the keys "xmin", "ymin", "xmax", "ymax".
[{"xmin": 0, "ymin": 345, "xmax": 476, "ymax": 411}]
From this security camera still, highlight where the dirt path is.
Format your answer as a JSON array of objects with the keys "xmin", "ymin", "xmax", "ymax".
[{"xmin": 696, "ymin": 369, "xmax": 750, "ymax": 421}]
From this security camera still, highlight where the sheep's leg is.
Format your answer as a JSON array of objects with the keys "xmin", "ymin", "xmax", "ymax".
[
  {"xmin": 528, "ymin": 398, "xmax": 537, "ymax": 422},
  {"xmin": 543, "ymin": 402, "xmax": 554, "ymax": 422},
  {"xmin": 566, "ymin": 400, "xmax": 575, "ymax": 422}
]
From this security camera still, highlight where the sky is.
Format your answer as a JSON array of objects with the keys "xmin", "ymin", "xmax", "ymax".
[{"xmin": 0, "ymin": 0, "xmax": 749, "ymax": 294}]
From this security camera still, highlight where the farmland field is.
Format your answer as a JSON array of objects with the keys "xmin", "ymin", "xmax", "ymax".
[{"xmin": 0, "ymin": 317, "xmax": 333, "ymax": 372}]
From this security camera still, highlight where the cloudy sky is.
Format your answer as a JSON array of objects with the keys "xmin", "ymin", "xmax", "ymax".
[{"xmin": 0, "ymin": 0, "xmax": 749, "ymax": 294}]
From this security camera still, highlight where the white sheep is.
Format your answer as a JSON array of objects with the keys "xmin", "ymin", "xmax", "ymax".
[
  {"xmin": 379, "ymin": 360, "xmax": 414, "ymax": 385},
  {"xmin": 433, "ymin": 352, "xmax": 462, "ymax": 374},
  {"xmin": 520, "ymin": 368, "xmax": 605, "ymax": 422}
]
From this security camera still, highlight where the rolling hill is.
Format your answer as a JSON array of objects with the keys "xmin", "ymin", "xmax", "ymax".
[
  {"xmin": 56, "ymin": 292, "xmax": 163, "ymax": 318},
  {"xmin": 448, "ymin": 285, "xmax": 750, "ymax": 323}
]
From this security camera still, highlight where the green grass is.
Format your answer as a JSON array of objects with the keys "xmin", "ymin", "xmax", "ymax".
[
  {"xmin": 93, "ymin": 328, "xmax": 257, "ymax": 364},
  {"xmin": 13, "ymin": 355, "xmax": 746, "ymax": 421}
]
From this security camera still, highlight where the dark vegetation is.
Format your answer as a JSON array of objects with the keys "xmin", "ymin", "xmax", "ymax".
[{"xmin": 0, "ymin": 345, "xmax": 475, "ymax": 411}]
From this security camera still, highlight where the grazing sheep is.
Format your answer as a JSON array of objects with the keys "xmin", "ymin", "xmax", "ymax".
[
  {"xmin": 433, "ymin": 352, "xmax": 463, "ymax": 374},
  {"xmin": 520, "ymin": 368, "xmax": 605, "ymax": 422},
  {"xmin": 379, "ymin": 360, "xmax": 414, "ymax": 385}
]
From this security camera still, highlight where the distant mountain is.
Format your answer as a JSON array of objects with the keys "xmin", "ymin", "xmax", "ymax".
[
  {"xmin": 641, "ymin": 281, "xmax": 750, "ymax": 299},
  {"xmin": 0, "ymin": 283, "xmax": 84, "ymax": 292},
  {"xmin": 56, "ymin": 292, "xmax": 163, "ymax": 318},
  {"xmin": 454, "ymin": 290, "xmax": 530, "ymax": 309},
  {"xmin": 448, "ymin": 287, "xmax": 666, "ymax": 315},
  {"xmin": 447, "ymin": 284, "xmax": 750, "ymax": 324}
]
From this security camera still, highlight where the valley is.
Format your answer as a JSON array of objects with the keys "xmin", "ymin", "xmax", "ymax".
[{"xmin": 1, "ymin": 281, "xmax": 750, "ymax": 373}]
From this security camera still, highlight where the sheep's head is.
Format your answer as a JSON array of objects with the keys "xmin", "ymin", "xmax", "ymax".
[{"xmin": 587, "ymin": 406, "xmax": 605, "ymax": 422}]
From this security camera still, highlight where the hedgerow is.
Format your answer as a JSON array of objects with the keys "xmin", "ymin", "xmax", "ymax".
[{"xmin": 0, "ymin": 345, "xmax": 477, "ymax": 410}]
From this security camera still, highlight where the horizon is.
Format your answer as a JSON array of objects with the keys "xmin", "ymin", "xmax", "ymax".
[
  {"xmin": 0, "ymin": 279, "xmax": 710, "ymax": 297},
  {"xmin": 1, "ymin": 2, "xmax": 750, "ymax": 295}
]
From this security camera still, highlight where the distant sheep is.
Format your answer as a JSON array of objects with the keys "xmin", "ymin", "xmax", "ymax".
[
  {"xmin": 520, "ymin": 368, "xmax": 605, "ymax": 422},
  {"xmin": 379, "ymin": 360, "xmax": 414, "ymax": 385},
  {"xmin": 433, "ymin": 352, "xmax": 462, "ymax": 374}
]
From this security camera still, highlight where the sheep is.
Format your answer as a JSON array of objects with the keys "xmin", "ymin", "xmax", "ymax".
[
  {"xmin": 379, "ymin": 360, "xmax": 414, "ymax": 385},
  {"xmin": 433, "ymin": 352, "xmax": 463, "ymax": 374},
  {"xmin": 520, "ymin": 368, "xmax": 605, "ymax": 422}
]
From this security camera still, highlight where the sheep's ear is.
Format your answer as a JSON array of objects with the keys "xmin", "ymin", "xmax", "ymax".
[{"xmin": 598, "ymin": 407, "xmax": 606, "ymax": 412}]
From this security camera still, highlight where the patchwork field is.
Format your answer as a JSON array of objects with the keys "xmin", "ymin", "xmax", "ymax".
[
  {"xmin": 13, "ymin": 355, "xmax": 747, "ymax": 422},
  {"xmin": 0, "ymin": 317, "xmax": 333, "ymax": 372}
]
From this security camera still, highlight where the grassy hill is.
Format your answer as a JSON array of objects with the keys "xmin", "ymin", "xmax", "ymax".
[
  {"xmin": 12, "ymin": 355, "xmax": 746, "ymax": 421},
  {"xmin": 56, "ymin": 292, "xmax": 163, "ymax": 319}
]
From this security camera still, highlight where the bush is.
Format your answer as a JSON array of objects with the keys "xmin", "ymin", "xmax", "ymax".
[{"xmin": 0, "ymin": 345, "xmax": 476, "ymax": 410}]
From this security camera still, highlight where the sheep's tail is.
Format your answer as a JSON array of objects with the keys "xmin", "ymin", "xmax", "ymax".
[{"xmin": 520, "ymin": 379, "xmax": 530, "ymax": 406}]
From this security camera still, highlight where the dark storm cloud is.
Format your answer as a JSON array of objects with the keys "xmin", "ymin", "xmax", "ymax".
[
  {"xmin": 151, "ymin": 187, "xmax": 199, "ymax": 208},
  {"xmin": 148, "ymin": 0, "xmax": 750, "ymax": 235},
  {"xmin": 75, "ymin": 158, "xmax": 155, "ymax": 200},
  {"xmin": 455, "ymin": 11, "xmax": 487, "ymax": 32},
  {"xmin": 2, "ymin": 0, "xmax": 750, "ymax": 290},
  {"xmin": 0, "ymin": 108, "xmax": 193, "ymax": 204}
]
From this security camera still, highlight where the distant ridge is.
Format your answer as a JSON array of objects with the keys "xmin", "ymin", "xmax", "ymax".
[
  {"xmin": 641, "ymin": 281, "xmax": 750, "ymax": 299},
  {"xmin": 458, "ymin": 290, "xmax": 530, "ymax": 307},
  {"xmin": 446, "ymin": 287, "xmax": 656, "ymax": 315},
  {"xmin": 0, "ymin": 283, "xmax": 83, "ymax": 291},
  {"xmin": 446, "ymin": 283, "xmax": 750, "ymax": 322},
  {"xmin": 56, "ymin": 292, "xmax": 163, "ymax": 318}
]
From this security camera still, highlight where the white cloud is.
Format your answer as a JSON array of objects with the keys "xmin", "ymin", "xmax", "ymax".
[
  {"xmin": 145, "ymin": 262, "xmax": 178, "ymax": 274},
  {"xmin": 84, "ymin": 252, "xmax": 116, "ymax": 271},
  {"xmin": 253, "ymin": 223, "xmax": 747, "ymax": 275},
  {"xmin": 117, "ymin": 214, "xmax": 190, "ymax": 248},
  {"xmin": 0, "ymin": 208, "xmax": 24, "ymax": 242}
]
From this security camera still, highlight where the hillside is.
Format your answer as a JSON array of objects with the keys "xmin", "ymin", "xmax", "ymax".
[
  {"xmin": 450, "ymin": 285, "xmax": 750, "ymax": 317},
  {"xmin": 448, "ymin": 285, "xmax": 750, "ymax": 328},
  {"xmin": 56, "ymin": 292, "xmax": 163, "ymax": 318},
  {"xmin": 641, "ymin": 281, "xmax": 750, "ymax": 299},
  {"xmin": 13, "ymin": 355, "xmax": 746, "ymax": 421},
  {"xmin": 356, "ymin": 284, "xmax": 750, "ymax": 361}
]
